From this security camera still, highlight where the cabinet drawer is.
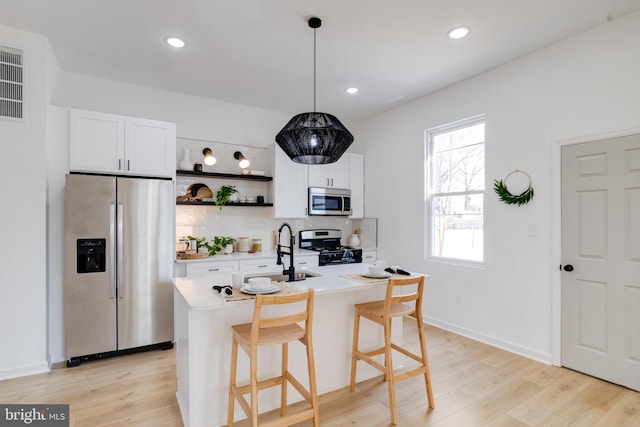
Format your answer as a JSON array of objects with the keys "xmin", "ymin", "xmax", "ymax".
[
  {"xmin": 186, "ymin": 261, "xmax": 239, "ymax": 277},
  {"xmin": 362, "ymin": 250, "xmax": 377, "ymax": 263},
  {"xmin": 239, "ymin": 259, "xmax": 280, "ymax": 274},
  {"xmin": 295, "ymin": 256, "xmax": 319, "ymax": 269}
]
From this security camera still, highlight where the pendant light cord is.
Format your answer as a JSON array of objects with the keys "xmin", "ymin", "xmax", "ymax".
[{"xmin": 313, "ymin": 26, "xmax": 317, "ymax": 113}]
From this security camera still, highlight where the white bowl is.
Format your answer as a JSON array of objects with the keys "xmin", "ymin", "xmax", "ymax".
[
  {"xmin": 368, "ymin": 266, "xmax": 386, "ymax": 276},
  {"xmin": 248, "ymin": 277, "xmax": 271, "ymax": 290}
]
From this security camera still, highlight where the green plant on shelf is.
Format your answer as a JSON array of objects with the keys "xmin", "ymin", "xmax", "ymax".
[{"xmin": 215, "ymin": 185, "xmax": 239, "ymax": 210}]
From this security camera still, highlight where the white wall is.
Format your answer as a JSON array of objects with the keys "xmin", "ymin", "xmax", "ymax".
[
  {"xmin": 0, "ymin": 25, "xmax": 49, "ymax": 378},
  {"xmin": 51, "ymin": 72, "xmax": 290, "ymax": 148},
  {"xmin": 351, "ymin": 12, "xmax": 640, "ymax": 362}
]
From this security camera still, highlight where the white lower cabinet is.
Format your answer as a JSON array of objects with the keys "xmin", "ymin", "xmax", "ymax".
[
  {"xmin": 185, "ymin": 260, "xmax": 239, "ymax": 277},
  {"xmin": 362, "ymin": 250, "xmax": 377, "ymax": 263},
  {"xmin": 239, "ymin": 259, "xmax": 280, "ymax": 275},
  {"xmin": 180, "ymin": 253, "xmax": 319, "ymax": 278},
  {"xmin": 295, "ymin": 255, "xmax": 319, "ymax": 269}
]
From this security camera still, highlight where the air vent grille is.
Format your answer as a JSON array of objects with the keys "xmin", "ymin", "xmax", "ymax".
[{"xmin": 0, "ymin": 45, "xmax": 24, "ymax": 120}]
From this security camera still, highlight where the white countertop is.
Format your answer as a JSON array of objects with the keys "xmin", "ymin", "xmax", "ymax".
[
  {"xmin": 172, "ymin": 263, "xmax": 423, "ymax": 311},
  {"xmin": 175, "ymin": 248, "xmax": 317, "ymax": 263}
]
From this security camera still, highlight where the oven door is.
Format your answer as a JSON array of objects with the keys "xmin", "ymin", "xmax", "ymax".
[{"xmin": 308, "ymin": 187, "xmax": 351, "ymax": 216}]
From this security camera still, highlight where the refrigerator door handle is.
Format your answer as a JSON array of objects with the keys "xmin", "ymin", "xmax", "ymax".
[
  {"xmin": 109, "ymin": 203, "xmax": 117, "ymax": 299},
  {"xmin": 117, "ymin": 204, "xmax": 124, "ymax": 299}
]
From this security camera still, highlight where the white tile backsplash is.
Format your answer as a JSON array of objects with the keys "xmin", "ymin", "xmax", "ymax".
[{"xmin": 176, "ymin": 205, "xmax": 360, "ymax": 251}]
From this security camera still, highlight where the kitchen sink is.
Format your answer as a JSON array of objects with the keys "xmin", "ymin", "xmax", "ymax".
[{"xmin": 244, "ymin": 271, "xmax": 321, "ymax": 282}]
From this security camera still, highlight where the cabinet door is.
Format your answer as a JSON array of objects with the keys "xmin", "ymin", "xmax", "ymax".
[
  {"xmin": 186, "ymin": 260, "xmax": 239, "ymax": 277},
  {"xmin": 308, "ymin": 163, "xmax": 328, "ymax": 187},
  {"xmin": 125, "ymin": 118, "xmax": 176, "ymax": 178},
  {"xmin": 70, "ymin": 109, "xmax": 125, "ymax": 174},
  {"xmin": 349, "ymin": 153, "xmax": 364, "ymax": 218},
  {"xmin": 272, "ymin": 145, "xmax": 308, "ymax": 218},
  {"xmin": 328, "ymin": 155, "xmax": 350, "ymax": 188},
  {"xmin": 308, "ymin": 155, "xmax": 350, "ymax": 188}
]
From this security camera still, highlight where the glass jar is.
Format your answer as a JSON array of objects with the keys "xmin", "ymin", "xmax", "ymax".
[
  {"xmin": 251, "ymin": 238, "xmax": 263, "ymax": 252},
  {"xmin": 236, "ymin": 237, "xmax": 250, "ymax": 252}
]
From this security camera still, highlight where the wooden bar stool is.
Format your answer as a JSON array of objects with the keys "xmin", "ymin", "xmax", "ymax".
[
  {"xmin": 227, "ymin": 289, "xmax": 319, "ymax": 427},
  {"xmin": 349, "ymin": 275, "xmax": 435, "ymax": 424}
]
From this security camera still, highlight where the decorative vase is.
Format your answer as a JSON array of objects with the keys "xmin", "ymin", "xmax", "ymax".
[
  {"xmin": 349, "ymin": 233, "xmax": 361, "ymax": 248},
  {"xmin": 223, "ymin": 244, "xmax": 233, "ymax": 254},
  {"xmin": 179, "ymin": 148, "xmax": 194, "ymax": 171}
]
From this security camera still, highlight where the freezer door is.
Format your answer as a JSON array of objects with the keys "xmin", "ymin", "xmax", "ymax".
[
  {"xmin": 117, "ymin": 177, "xmax": 174, "ymax": 349},
  {"xmin": 64, "ymin": 174, "xmax": 117, "ymax": 358}
]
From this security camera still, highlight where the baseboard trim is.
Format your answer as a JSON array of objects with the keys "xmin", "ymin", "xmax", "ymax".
[
  {"xmin": 0, "ymin": 360, "xmax": 50, "ymax": 380},
  {"xmin": 424, "ymin": 316, "xmax": 552, "ymax": 365}
]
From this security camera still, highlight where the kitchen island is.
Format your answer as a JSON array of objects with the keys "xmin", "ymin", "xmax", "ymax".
[{"xmin": 172, "ymin": 263, "xmax": 426, "ymax": 427}]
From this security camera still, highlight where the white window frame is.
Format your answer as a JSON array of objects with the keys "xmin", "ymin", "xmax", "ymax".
[{"xmin": 425, "ymin": 114, "xmax": 485, "ymax": 265}]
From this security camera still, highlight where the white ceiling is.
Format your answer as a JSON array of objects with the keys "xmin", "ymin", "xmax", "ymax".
[{"xmin": 1, "ymin": 0, "xmax": 639, "ymax": 124}]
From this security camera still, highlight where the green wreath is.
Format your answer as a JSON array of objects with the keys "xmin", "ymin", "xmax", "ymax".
[{"xmin": 494, "ymin": 170, "xmax": 534, "ymax": 206}]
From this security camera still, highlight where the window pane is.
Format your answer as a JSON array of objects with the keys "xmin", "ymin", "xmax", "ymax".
[
  {"xmin": 432, "ymin": 194, "xmax": 483, "ymax": 261},
  {"xmin": 432, "ymin": 143, "xmax": 484, "ymax": 194},
  {"xmin": 432, "ymin": 122, "xmax": 484, "ymax": 153}
]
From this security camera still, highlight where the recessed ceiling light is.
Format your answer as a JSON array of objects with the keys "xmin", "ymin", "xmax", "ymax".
[
  {"xmin": 447, "ymin": 26, "xmax": 470, "ymax": 40},
  {"xmin": 165, "ymin": 37, "xmax": 185, "ymax": 48},
  {"xmin": 346, "ymin": 87, "xmax": 359, "ymax": 94}
]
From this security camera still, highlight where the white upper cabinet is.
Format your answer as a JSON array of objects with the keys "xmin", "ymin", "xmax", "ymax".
[
  {"xmin": 349, "ymin": 153, "xmax": 364, "ymax": 218},
  {"xmin": 269, "ymin": 144, "xmax": 308, "ymax": 218},
  {"xmin": 70, "ymin": 109, "xmax": 124, "ymax": 174},
  {"xmin": 124, "ymin": 117, "xmax": 176, "ymax": 177},
  {"xmin": 308, "ymin": 155, "xmax": 350, "ymax": 188},
  {"xmin": 269, "ymin": 149, "xmax": 364, "ymax": 218},
  {"xmin": 70, "ymin": 109, "xmax": 176, "ymax": 178}
]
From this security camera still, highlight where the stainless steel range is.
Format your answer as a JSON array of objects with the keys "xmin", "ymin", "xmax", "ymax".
[{"xmin": 299, "ymin": 229, "xmax": 363, "ymax": 266}]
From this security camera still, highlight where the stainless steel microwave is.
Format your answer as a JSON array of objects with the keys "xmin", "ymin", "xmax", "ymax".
[{"xmin": 308, "ymin": 187, "xmax": 352, "ymax": 216}]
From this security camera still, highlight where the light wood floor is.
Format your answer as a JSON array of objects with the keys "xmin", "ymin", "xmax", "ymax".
[{"xmin": 1, "ymin": 321, "xmax": 638, "ymax": 426}]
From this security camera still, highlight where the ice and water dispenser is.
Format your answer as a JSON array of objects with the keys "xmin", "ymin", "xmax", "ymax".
[{"xmin": 76, "ymin": 238, "xmax": 106, "ymax": 273}]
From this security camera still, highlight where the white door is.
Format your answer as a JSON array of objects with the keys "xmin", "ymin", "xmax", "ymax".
[{"xmin": 561, "ymin": 133, "xmax": 640, "ymax": 391}]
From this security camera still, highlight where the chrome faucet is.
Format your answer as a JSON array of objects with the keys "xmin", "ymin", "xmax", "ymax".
[{"xmin": 276, "ymin": 222, "xmax": 296, "ymax": 282}]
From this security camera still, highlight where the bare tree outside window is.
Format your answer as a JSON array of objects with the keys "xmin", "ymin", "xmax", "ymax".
[{"xmin": 426, "ymin": 117, "xmax": 485, "ymax": 262}]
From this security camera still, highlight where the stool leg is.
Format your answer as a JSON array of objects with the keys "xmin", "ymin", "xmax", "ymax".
[
  {"xmin": 349, "ymin": 310, "xmax": 361, "ymax": 392},
  {"xmin": 417, "ymin": 318, "xmax": 435, "ymax": 409},
  {"xmin": 227, "ymin": 336, "xmax": 238, "ymax": 427},
  {"xmin": 250, "ymin": 345, "xmax": 259, "ymax": 426},
  {"xmin": 281, "ymin": 342, "xmax": 288, "ymax": 416},
  {"xmin": 306, "ymin": 334, "xmax": 320, "ymax": 427},
  {"xmin": 384, "ymin": 317, "xmax": 398, "ymax": 425}
]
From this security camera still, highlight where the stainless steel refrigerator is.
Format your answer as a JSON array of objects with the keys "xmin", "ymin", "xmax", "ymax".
[{"xmin": 64, "ymin": 173, "xmax": 174, "ymax": 366}]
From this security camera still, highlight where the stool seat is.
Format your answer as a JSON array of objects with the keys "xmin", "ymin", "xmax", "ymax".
[
  {"xmin": 232, "ymin": 323, "xmax": 306, "ymax": 348},
  {"xmin": 350, "ymin": 275, "xmax": 435, "ymax": 425},
  {"xmin": 354, "ymin": 300, "xmax": 416, "ymax": 318},
  {"xmin": 227, "ymin": 290, "xmax": 319, "ymax": 427}
]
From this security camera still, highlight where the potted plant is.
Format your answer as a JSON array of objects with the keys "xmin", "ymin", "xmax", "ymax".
[
  {"xmin": 215, "ymin": 185, "xmax": 239, "ymax": 210},
  {"xmin": 212, "ymin": 236, "xmax": 236, "ymax": 254}
]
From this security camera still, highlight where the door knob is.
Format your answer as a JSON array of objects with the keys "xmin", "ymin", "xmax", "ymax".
[{"xmin": 562, "ymin": 264, "xmax": 574, "ymax": 272}]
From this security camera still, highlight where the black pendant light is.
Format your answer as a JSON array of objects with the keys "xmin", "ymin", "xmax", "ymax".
[{"xmin": 275, "ymin": 17, "xmax": 354, "ymax": 164}]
